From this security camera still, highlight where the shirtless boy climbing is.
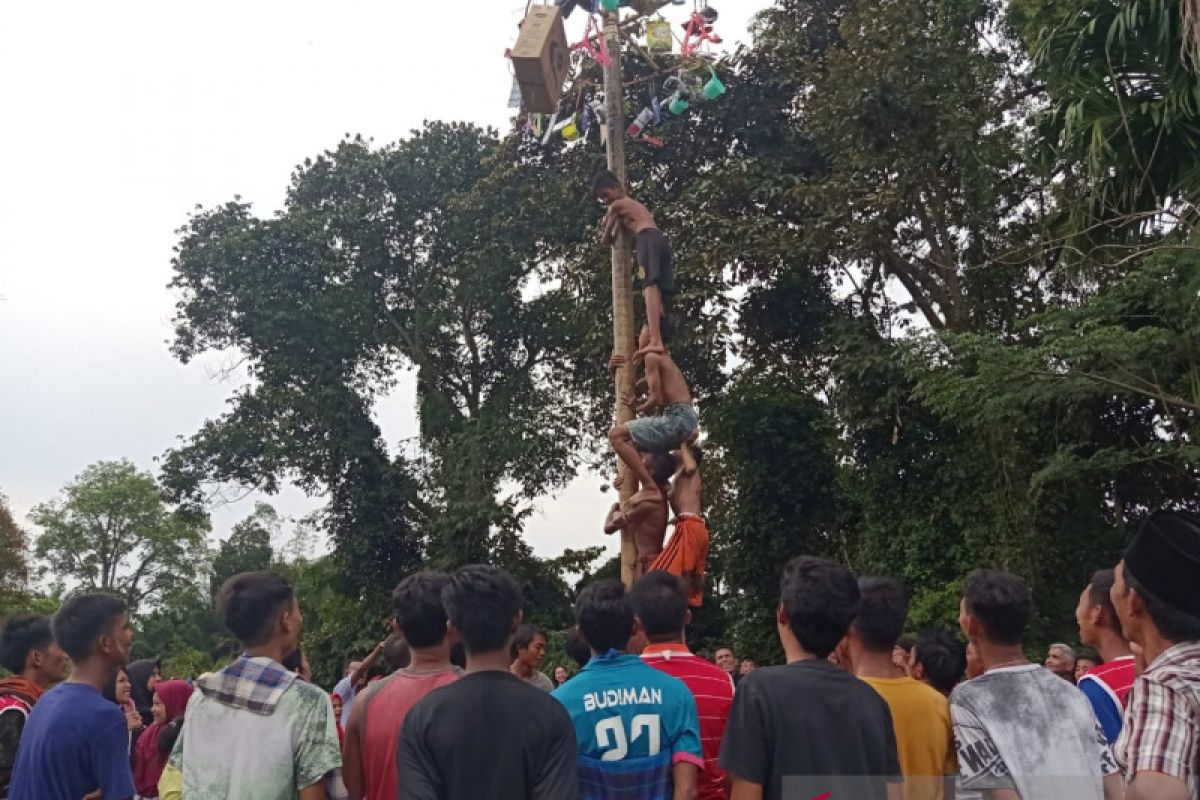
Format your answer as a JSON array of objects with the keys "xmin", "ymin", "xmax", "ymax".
[
  {"xmin": 607, "ymin": 323, "xmax": 698, "ymax": 495},
  {"xmin": 603, "ymin": 451, "xmax": 675, "ymax": 578},
  {"xmin": 649, "ymin": 440, "xmax": 709, "ymax": 607},
  {"xmin": 593, "ymin": 170, "xmax": 673, "ymax": 356}
]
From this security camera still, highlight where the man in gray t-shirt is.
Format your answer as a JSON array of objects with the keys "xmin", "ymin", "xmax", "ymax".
[
  {"xmin": 953, "ymin": 570, "xmax": 1120, "ymax": 799},
  {"xmin": 510, "ymin": 624, "xmax": 554, "ymax": 692}
]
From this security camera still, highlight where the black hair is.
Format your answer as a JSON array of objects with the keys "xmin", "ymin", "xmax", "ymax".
[
  {"xmin": 630, "ymin": 571, "xmax": 688, "ymax": 640},
  {"xmin": 896, "ymin": 635, "xmax": 915, "ymax": 652},
  {"xmin": 1087, "ymin": 569, "xmax": 1125, "ymax": 639},
  {"xmin": 281, "ymin": 647, "xmax": 304, "ymax": 673},
  {"xmin": 449, "ymin": 641, "xmax": 467, "ymax": 669},
  {"xmin": 564, "ymin": 627, "xmax": 591, "ymax": 668},
  {"xmin": 1126, "ymin": 569, "xmax": 1200, "ymax": 643},
  {"xmin": 101, "ymin": 666, "xmax": 127, "ymax": 704},
  {"xmin": 779, "ymin": 556, "xmax": 860, "ymax": 659},
  {"xmin": 913, "ymin": 629, "xmax": 967, "ymax": 695},
  {"xmin": 384, "ymin": 634, "xmax": 411, "ymax": 671},
  {"xmin": 216, "ymin": 571, "xmax": 295, "ymax": 648},
  {"xmin": 441, "ymin": 565, "xmax": 523, "ymax": 655},
  {"xmin": 592, "ymin": 169, "xmax": 621, "ymax": 194},
  {"xmin": 0, "ymin": 615, "xmax": 54, "ymax": 674},
  {"xmin": 158, "ymin": 717, "xmax": 184, "ymax": 761},
  {"xmin": 511, "ymin": 623, "xmax": 546, "ymax": 659},
  {"xmin": 52, "ymin": 592, "xmax": 127, "ymax": 663},
  {"xmin": 1075, "ymin": 646, "xmax": 1100, "ymax": 664},
  {"xmin": 648, "ymin": 451, "xmax": 676, "ymax": 488},
  {"xmin": 392, "ymin": 571, "xmax": 452, "ymax": 649},
  {"xmin": 576, "ymin": 579, "xmax": 635, "ymax": 654},
  {"xmin": 962, "ymin": 569, "xmax": 1032, "ymax": 646},
  {"xmin": 852, "ymin": 577, "xmax": 909, "ymax": 652}
]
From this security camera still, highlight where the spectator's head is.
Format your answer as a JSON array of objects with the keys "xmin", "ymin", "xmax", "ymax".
[
  {"xmin": 847, "ymin": 577, "xmax": 908, "ymax": 657},
  {"xmin": 553, "ymin": 665, "xmax": 570, "ymax": 686},
  {"xmin": 392, "ymin": 571, "xmax": 452, "ymax": 650},
  {"xmin": 511, "ymin": 624, "xmax": 548, "ymax": 670},
  {"xmin": 577, "ymin": 579, "xmax": 636, "ymax": 655},
  {"xmin": 592, "ymin": 169, "xmax": 624, "ymax": 202},
  {"xmin": 910, "ymin": 629, "xmax": 967, "ymax": 696},
  {"xmin": 630, "ymin": 571, "xmax": 689, "ymax": 644},
  {"xmin": 1074, "ymin": 647, "xmax": 1100, "ymax": 681},
  {"xmin": 280, "ymin": 647, "xmax": 309, "ymax": 680},
  {"xmin": 102, "ymin": 666, "xmax": 132, "ymax": 705},
  {"xmin": 1112, "ymin": 510, "xmax": 1200, "ymax": 648},
  {"xmin": 964, "ymin": 640, "xmax": 984, "ymax": 679},
  {"xmin": 384, "ymin": 634, "xmax": 411, "ymax": 671},
  {"xmin": 564, "ymin": 627, "xmax": 591, "ymax": 668},
  {"xmin": 52, "ymin": 592, "xmax": 132, "ymax": 671},
  {"xmin": 714, "ymin": 646, "xmax": 736, "ymax": 674},
  {"xmin": 345, "ymin": 659, "xmax": 362, "ymax": 677},
  {"xmin": 150, "ymin": 680, "xmax": 192, "ymax": 727},
  {"xmin": 330, "ymin": 692, "xmax": 343, "ymax": 719},
  {"xmin": 959, "ymin": 569, "xmax": 1032, "ymax": 648},
  {"xmin": 778, "ymin": 556, "xmax": 860, "ymax": 659},
  {"xmin": 441, "ymin": 565, "xmax": 523, "ymax": 657},
  {"xmin": 893, "ymin": 635, "xmax": 915, "ymax": 672},
  {"xmin": 0, "ymin": 614, "xmax": 69, "ymax": 686},
  {"xmin": 643, "ymin": 451, "xmax": 677, "ymax": 489},
  {"xmin": 1043, "ymin": 643, "xmax": 1077, "ymax": 682},
  {"xmin": 1076, "ymin": 568, "xmax": 1125, "ymax": 648},
  {"xmin": 216, "ymin": 571, "xmax": 301, "ymax": 656},
  {"xmin": 739, "ymin": 659, "xmax": 757, "ymax": 676}
]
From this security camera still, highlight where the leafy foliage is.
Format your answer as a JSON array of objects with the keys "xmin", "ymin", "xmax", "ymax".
[{"xmin": 29, "ymin": 461, "xmax": 209, "ymax": 613}]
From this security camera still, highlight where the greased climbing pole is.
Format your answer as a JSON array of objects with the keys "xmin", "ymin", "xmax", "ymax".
[{"xmin": 601, "ymin": 8, "xmax": 638, "ymax": 589}]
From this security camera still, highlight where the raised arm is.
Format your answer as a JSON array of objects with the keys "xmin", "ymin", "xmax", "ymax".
[{"xmin": 603, "ymin": 503, "xmax": 627, "ymax": 535}]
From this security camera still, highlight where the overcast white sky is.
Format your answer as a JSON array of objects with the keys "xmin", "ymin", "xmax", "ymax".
[{"xmin": 0, "ymin": 0, "xmax": 762, "ymax": 566}]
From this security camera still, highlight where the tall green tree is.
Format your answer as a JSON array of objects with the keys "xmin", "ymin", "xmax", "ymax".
[
  {"xmin": 0, "ymin": 493, "xmax": 31, "ymax": 609},
  {"xmin": 210, "ymin": 502, "xmax": 276, "ymax": 595},
  {"xmin": 30, "ymin": 461, "xmax": 209, "ymax": 613}
]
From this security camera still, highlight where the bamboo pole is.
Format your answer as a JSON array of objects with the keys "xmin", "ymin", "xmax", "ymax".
[{"xmin": 601, "ymin": 9, "xmax": 638, "ymax": 588}]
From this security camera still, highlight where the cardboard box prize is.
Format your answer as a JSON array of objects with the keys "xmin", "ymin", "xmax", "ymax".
[{"xmin": 510, "ymin": 6, "xmax": 570, "ymax": 113}]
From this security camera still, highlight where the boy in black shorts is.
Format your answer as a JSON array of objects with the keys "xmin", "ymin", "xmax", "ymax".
[{"xmin": 593, "ymin": 170, "xmax": 673, "ymax": 357}]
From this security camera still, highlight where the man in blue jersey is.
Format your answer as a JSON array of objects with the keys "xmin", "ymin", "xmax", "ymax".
[{"xmin": 553, "ymin": 579, "xmax": 702, "ymax": 800}]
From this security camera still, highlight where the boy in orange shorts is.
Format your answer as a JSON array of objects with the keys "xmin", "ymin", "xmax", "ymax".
[{"xmin": 650, "ymin": 440, "xmax": 709, "ymax": 607}]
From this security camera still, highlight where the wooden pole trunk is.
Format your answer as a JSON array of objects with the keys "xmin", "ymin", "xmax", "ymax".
[{"xmin": 601, "ymin": 10, "xmax": 638, "ymax": 588}]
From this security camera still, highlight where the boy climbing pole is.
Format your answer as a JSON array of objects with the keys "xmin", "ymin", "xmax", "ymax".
[
  {"xmin": 603, "ymin": 451, "xmax": 676, "ymax": 579},
  {"xmin": 651, "ymin": 440, "xmax": 709, "ymax": 608},
  {"xmin": 607, "ymin": 323, "xmax": 698, "ymax": 495},
  {"xmin": 593, "ymin": 170, "xmax": 673, "ymax": 356}
]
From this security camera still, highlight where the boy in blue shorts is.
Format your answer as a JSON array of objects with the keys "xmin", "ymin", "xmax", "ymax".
[
  {"xmin": 553, "ymin": 580, "xmax": 702, "ymax": 800},
  {"xmin": 607, "ymin": 322, "xmax": 698, "ymax": 495}
]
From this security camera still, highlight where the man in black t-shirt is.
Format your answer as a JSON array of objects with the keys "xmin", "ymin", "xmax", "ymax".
[
  {"xmin": 719, "ymin": 556, "xmax": 902, "ymax": 800},
  {"xmin": 399, "ymin": 565, "xmax": 579, "ymax": 800}
]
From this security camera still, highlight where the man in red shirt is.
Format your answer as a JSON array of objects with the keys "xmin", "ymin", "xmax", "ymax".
[
  {"xmin": 1075, "ymin": 568, "xmax": 1136, "ymax": 744},
  {"xmin": 631, "ymin": 570, "xmax": 734, "ymax": 800},
  {"xmin": 342, "ymin": 572, "xmax": 461, "ymax": 800}
]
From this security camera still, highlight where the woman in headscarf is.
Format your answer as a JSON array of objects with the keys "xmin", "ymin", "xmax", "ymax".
[
  {"xmin": 132, "ymin": 679, "xmax": 192, "ymax": 798},
  {"xmin": 126, "ymin": 658, "xmax": 161, "ymax": 728}
]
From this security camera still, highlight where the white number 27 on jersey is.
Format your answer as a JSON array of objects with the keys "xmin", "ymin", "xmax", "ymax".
[{"xmin": 595, "ymin": 714, "xmax": 661, "ymax": 761}]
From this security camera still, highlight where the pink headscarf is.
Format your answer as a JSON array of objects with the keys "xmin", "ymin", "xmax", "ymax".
[{"xmin": 132, "ymin": 680, "xmax": 193, "ymax": 796}]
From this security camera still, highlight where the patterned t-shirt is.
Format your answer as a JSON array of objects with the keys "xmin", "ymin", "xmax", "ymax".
[
  {"xmin": 951, "ymin": 664, "xmax": 1118, "ymax": 800},
  {"xmin": 170, "ymin": 657, "xmax": 343, "ymax": 800}
]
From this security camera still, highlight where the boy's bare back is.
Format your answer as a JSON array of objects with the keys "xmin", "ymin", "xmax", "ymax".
[
  {"xmin": 607, "ymin": 197, "xmax": 657, "ymax": 237},
  {"xmin": 669, "ymin": 447, "xmax": 701, "ymax": 518}
]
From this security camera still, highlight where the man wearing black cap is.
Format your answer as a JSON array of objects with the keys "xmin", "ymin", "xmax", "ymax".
[{"xmin": 1110, "ymin": 509, "xmax": 1200, "ymax": 800}]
